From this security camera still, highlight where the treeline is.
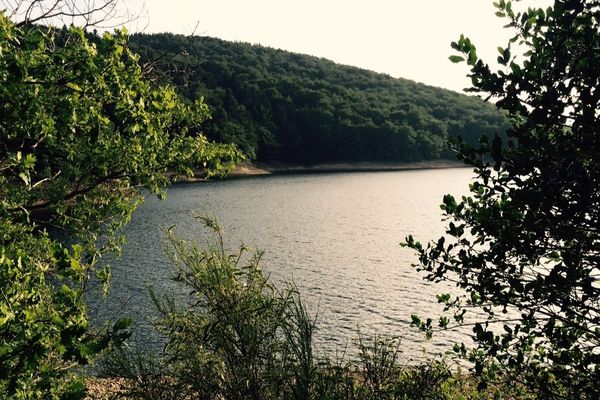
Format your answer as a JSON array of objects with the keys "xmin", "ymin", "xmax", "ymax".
[{"xmin": 129, "ymin": 33, "xmax": 508, "ymax": 164}]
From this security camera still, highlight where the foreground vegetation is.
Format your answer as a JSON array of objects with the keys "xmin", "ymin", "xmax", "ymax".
[
  {"xmin": 407, "ymin": 0, "xmax": 600, "ymax": 397},
  {"xmin": 0, "ymin": 9, "xmax": 241, "ymax": 399},
  {"xmin": 92, "ymin": 218, "xmax": 532, "ymax": 400}
]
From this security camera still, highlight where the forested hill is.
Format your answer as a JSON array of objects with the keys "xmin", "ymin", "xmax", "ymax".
[{"xmin": 129, "ymin": 33, "xmax": 508, "ymax": 164}]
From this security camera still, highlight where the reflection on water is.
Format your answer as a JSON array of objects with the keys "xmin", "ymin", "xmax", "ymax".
[{"xmin": 88, "ymin": 168, "xmax": 475, "ymax": 361}]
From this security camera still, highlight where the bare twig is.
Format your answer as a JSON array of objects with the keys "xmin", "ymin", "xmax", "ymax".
[{"xmin": 2, "ymin": 0, "xmax": 142, "ymax": 29}]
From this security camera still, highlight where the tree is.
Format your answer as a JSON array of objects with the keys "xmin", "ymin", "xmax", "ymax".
[
  {"xmin": 406, "ymin": 0, "xmax": 600, "ymax": 397},
  {"xmin": 0, "ymin": 13, "xmax": 242, "ymax": 399},
  {"xmin": 126, "ymin": 32, "xmax": 508, "ymax": 165},
  {"xmin": 1, "ymin": 0, "xmax": 134, "ymax": 28}
]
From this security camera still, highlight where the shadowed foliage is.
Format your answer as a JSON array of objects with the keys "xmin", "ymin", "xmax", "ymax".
[
  {"xmin": 128, "ymin": 33, "xmax": 509, "ymax": 164},
  {"xmin": 406, "ymin": 1, "xmax": 600, "ymax": 397}
]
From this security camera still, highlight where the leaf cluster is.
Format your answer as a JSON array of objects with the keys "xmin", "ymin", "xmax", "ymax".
[
  {"xmin": 410, "ymin": 1, "xmax": 600, "ymax": 397},
  {"xmin": 0, "ymin": 14, "xmax": 242, "ymax": 399}
]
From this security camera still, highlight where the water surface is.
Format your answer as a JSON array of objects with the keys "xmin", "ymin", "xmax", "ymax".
[{"xmin": 89, "ymin": 168, "xmax": 475, "ymax": 362}]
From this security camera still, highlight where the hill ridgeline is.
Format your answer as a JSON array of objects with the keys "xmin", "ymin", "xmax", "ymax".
[{"xmin": 130, "ymin": 33, "xmax": 508, "ymax": 165}]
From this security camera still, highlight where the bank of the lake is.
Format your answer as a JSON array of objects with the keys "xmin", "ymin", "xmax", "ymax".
[
  {"xmin": 181, "ymin": 159, "xmax": 467, "ymax": 181},
  {"xmin": 227, "ymin": 159, "xmax": 466, "ymax": 177}
]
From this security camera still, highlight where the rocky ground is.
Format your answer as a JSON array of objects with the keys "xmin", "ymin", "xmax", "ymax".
[{"xmin": 85, "ymin": 378, "xmax": 127, "ymax": 400}]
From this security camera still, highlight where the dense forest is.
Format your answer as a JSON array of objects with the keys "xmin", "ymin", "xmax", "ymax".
[{"xmin": 129, "ymin": 34, "xmax": 508, "ymax": 164}]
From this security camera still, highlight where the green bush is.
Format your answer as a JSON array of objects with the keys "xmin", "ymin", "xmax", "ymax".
[
  {"xmin": 149, "ymin": 216, "xmax": 315, "ymax": 399},
  {"xmin": 101, "ymin": 218, "xmax": 532, "ymax": 400},
  {"xmin": 0, "ymin": 13, "xmax": 241, "ymax": 399},
  {"xmin": 406, "ymin": 1, "xmax": 600, "ymax": 397}
]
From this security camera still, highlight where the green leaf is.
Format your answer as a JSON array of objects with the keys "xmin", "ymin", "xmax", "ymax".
[
  {"xmin": 113, "ymin": 317, "xmax": 133, "ymax": 332},
  {"xmin": 66, "ymin": 82, "xmax": 82, "ymax": 91},
  {"xmin": 23, "ymin": 153, "xmax": 36, "ymax": 169},
  {"xmin": 18, "ymin": 172, "xmax": 30, "ymax": 186},
  {"xmin": 468, "ymin": 50, "xmax": 478, "ymax": 65},
  {"xmin": 448, "ymin": 55, "xmax": 465, "ymax": 63},
  {"xmin": 439, "ymin": 316, "xmax": 449, "ymax": 328}
]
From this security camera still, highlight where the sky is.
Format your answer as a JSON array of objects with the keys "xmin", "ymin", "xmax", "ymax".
[{"xmin": 122, "ymin": 1, "xmax": 524, "ymax": 93}]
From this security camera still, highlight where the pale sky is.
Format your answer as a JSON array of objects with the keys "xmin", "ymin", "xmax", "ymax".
[{"xmin": 123, "ymin": 1, "xmax": 535, "ymax": 93}]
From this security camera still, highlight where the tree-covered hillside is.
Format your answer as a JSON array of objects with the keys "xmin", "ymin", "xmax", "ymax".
[{"xmin": 130, "ymin": 33, "xmax": 508, "ymax": 164}]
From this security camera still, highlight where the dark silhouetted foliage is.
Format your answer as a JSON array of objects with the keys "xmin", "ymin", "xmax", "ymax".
[{"xmin": 406, "ymin": 1, "xmax": 600, "ymax": 398}]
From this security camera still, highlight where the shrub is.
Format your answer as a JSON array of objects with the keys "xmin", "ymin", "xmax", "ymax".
[
  {"xmin": 0, "ymin": 13, "xmax": 241, "ymax": 398},
  {"xmin": 149, "ymin": 216, "xmax": 315, "ymax": 400},
  {"xmin": 406, "ymin": 1, "xmax": 600, "ymax": 397},
  {"xmin": 101, "ymin": 218, "xmax": 530, "ymax": 399}
]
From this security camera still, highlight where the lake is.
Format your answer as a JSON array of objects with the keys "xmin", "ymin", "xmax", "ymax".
[{"xmin": 89, "ymin": 167, "xmax": 475, "ymax": 362}]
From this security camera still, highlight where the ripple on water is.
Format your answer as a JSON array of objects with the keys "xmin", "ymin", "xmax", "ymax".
[{"xmin": 88, "ymin": 168, "xmax": 476, "ymax": 362}]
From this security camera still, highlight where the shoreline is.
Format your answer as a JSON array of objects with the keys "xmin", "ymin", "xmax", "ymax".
[
  {"xmin": 174, "ymin": 159, "xmax": 468, "ymax": 183},
  {"xmin": 221, "ymin": 159, "xmax": 467, "ymax": 179}
]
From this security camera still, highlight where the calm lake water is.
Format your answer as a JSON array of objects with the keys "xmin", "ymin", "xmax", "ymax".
[{"xmin": 89, "ymin": 167, "xmax": 475, "ymax": 362}]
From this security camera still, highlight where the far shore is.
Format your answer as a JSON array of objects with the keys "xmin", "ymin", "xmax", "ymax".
[{"xmin": 208, "ymin": 159, "xmax": 467, "ymax": 180}]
